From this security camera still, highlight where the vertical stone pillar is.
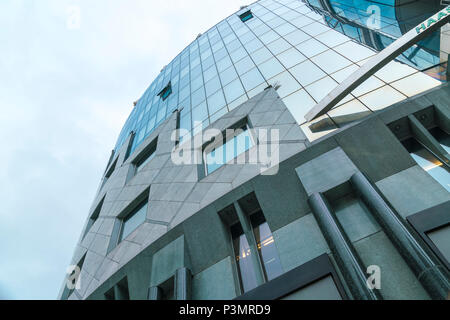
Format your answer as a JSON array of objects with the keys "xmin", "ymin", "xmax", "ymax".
[
  {"xmin": 350, "ymin": 171, "xmax": 450, "ymax": 300},
  {"xmin": 308, "ymin": 193, "xmax": 381, "ymax": 300}
]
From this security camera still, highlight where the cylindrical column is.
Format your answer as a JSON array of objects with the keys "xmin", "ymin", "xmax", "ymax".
[
  {"xmin": 309, "ymin": 193, "xmax": 381, "ymax": 300},
  {"xmin": 350, "ymin": 171, "xmax": 450, "ymax": 300},
  {"xmin": 175, "ymin": 267, "xmax": 192, "ymax": 300},
  {"xmin": 147, "ymin": 286, "xmax": 162, "ymax": 300}
]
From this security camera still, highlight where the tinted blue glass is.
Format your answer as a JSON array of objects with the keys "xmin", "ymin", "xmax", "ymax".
[
  {"xmin": 119, "ymin": 202, "xmax": 147, "ymax": 242},
  {"xmin": 206, "ymin": 127, "xmax": 253, "ymax": 174},
  {"xmin": 113, "ymin": 0, "xmax": 444, "ymax": 158}
]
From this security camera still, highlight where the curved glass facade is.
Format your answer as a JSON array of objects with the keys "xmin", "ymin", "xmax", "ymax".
[{"xmin": 114, "ymin": 0, "xmax": 447, "ymax": 156}]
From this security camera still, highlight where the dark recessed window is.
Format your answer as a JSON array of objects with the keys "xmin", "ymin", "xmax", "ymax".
[
  {"xmin": 101, "ymin": 157, "xmax": 118, "ymax": 190},
  {"xmin": 134, "ymin": 139, "xmax": 157, "ymax": 173},
  {"xmin": 158, "ymin": 82, "xmax": 172, "ymax": 101},
  {"xmin": 62, "ymin": 253, "xmax": 86, "ymax": 300},
  {"xmin": 119, "ymin": 200, "xmax": 148, "ymax": 242},
  {"xmin": 239, "ymin": 10, "xmax": 253, "ymax": 22},
  {"xmin": 82, "ymin": 196, "xmax": 104, "ymax": 239},
  {"xmin": 105, "ymin": 157, "xmax": 118, "ymax": 179},
  {"xmin": 231, "ymin": 210, "xmax": 282, "ymax": 293},
  {"xmin": 104, "ymin": 277, "xmax": 130, "ymax": 300}
]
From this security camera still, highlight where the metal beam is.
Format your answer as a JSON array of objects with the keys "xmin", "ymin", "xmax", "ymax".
[{"xmin": 305, "ymin": 6, "xmax": 450, "ymax": 122}]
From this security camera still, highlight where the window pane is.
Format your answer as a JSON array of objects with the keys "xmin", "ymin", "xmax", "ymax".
[
  {"xmin": 191, "ymin": 86, "xmax": 206, "ymax": 107},
  {"xmin": 235, "ymin": 56, "xmax": 255, "ymax": 76},
  {"xmin": 429, "ymin": 127, "xmax": 450, "ymax": 154},
  {"xmin": 220, "ymin": 66, "xmax": 238, "ymax": 86},
  {"xmin": 192, "ymin": 101, "xmax": 208, "ymax": 124},
  {"xmin": 120, "ymin": 202, "xmax": 147, "ymax": 241},
  {"xmin": 252, "ymin": 216, "xmax": 283, "ymax": 281},
  {"xmin": 205, "ymin": 76, "xmax": 222, "ymax": 97},
  {"xmin": 240, "ymin": 67, "xmax": 265, "ymax": 91},
  {"xmin": 136, "ymin": 147, "xmax": 156, "ymax": 172},
  {"xmin": 206, "ymin": 127, "xmax": 253, "ymax": 174},
  {"xmin": 427, "ymin": 224, "xmax": 450, "ymax": 263},
  {"xmin": 402, "ymin": 138, "xmax": 450, "ymax": 192},
  {"xmin": 233, "ymin": 231, "xmax": 259, "ymax": 293},
  {"xmin": 207, "ymin": 89, "xmax": 226, "ymax": 115},
  {"xmin": 224, "ymin": 79, "xmax": 245, "ymax": 103}
]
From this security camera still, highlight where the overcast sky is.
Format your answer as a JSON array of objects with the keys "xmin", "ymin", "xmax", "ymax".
[{"xmin": 0, "ymin": 0, "xmax": 244, "ymax": 299}]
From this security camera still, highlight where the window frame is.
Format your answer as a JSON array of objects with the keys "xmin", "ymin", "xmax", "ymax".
[
  {"xmin": 133, "ymin": 137, "xmax": 158, "ymax": 173},
  {"xmin": 230, "ymin": 207, "xmax": 283, "ymax": 292},
  {"xmin": 234, "ymin": 254, "xmax": 347, "ymax": 300},
  {"xmin": 239, "ymin": 10, "xmax": 254, "ymax": 23},
  {"xmin": 158, "ymin": 82, "xmax": 173, "ymax": 101},
  {"xmin": 202, "ymin": 119, "xmax": 256, "ymax": 176},
  {"xmin": 82, "ymin": 195, "xmax": 105, "ymax": 239},
  {"xmin": 407, "ymin": 200, "xmax": 450, "ymax": 271},
  {"xmin": 118, "ymin": 199, "xmax": 148, "ymax": 243}
]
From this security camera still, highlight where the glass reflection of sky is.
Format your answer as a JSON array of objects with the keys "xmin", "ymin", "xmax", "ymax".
[{"xmin": 303, "ymin": 0, "xmax": 445, "ymax": 72}]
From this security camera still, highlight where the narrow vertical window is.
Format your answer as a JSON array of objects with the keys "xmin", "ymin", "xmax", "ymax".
[
  {"xmin": 231, "ymin": 223, "xmax": 260, "ymax": 293},
  {"xmin": 82, "ymin": 196, "xmax": 104, "ymax": 239},
  {"xmin": 250, "ymin": 211, "xmax": 283, "ymax": 281},
  {"xmin": 226, "ymin": 196, "xmax": 283, "ymax": 294}
]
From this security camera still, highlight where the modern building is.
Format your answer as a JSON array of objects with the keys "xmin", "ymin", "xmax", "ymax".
[{"xmin": 59, "ymin": 0, "xmax": 450, "ymax": 300}]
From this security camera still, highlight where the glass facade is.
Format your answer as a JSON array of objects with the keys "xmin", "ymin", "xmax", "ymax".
[
  {"xmin": 113, "ymin": 0, "xmax": 446, "ymax": 157},
  {"xmin": 304, "ymin": 0, "xmax": 446, "ymax": 73}
]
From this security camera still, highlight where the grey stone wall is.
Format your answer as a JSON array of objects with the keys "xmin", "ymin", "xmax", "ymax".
[{"xmin": 60, "ymin": 84, "xmax": 450, "ymax": 300}]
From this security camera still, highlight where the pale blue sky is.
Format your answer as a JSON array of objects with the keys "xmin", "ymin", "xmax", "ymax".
[{"xmin": 0, "ymin": 0, "xmax": 243, "ymax": 299}]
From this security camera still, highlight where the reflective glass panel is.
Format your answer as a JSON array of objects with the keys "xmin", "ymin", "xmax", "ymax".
[
  {"xmin": 251, "ymin": 212, "xmax": 283, "ymax": 281},
  {"xmin": 232, "ymin": 224, "xmax": 259, "ymax": 293},
  {"xmin": 205, "ymin": 126, "xmax": 253, "ymax": 174},
  {"xmin": 429, "ymin": 127, "xmax": 450, "ymax": 154},
  {"xmin": 402, "ymin": 138, "xmax": 450, "ymax": 192},
  {"xmin": 119, "ymin": 202, "xmax": 147, "ymax": 242}
]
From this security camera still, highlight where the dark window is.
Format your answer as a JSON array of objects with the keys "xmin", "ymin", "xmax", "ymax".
[
  {"xmin": 239, "ymin": 10, "xmax": 253, "ymax": 22},
  {"xmin": 160, "ymin": 277, "xmax": 175, "ymax": 300},
  {"xmin": 134, "ymin": 139, "xmax": 157, "ymax": 173},
  {"xmin": 105, "ymin": 157, "xmax": 118, "ymax": 179},
  {"xmin": 62, "ymin": 254, "xmax": 86, "ymax": 300},
  {"xmin": 231, "ymin": 209, "xmax": 282, "ymax": 293},
  {"xmin": 104, "ymin": 277, "xmax": 130, "ymax": 300},
  {"xmin": 82, "ymin": 196, "xmax": 104, "ymax": 239},
  {"xmin": 158, "ymin": 82, "xmax": 172, "ymax": 101},
  {"xmin": 402, "ymin": 137, "xmax": 450, "ymax": 192},
  {"xmin": 101, "ymin": 157, "xmax": 118, "ymax": 190}
]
